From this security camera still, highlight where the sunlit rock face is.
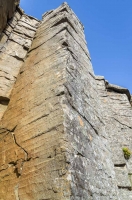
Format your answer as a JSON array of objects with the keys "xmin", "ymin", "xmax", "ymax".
[
  {"xmin": 0, "ymin": 0, "xmax": 20, "ymax": 34},
  {"xmin": 0, "ymin": 2, "xmax": 132, "ymax": 200},
  {"xmin": 0, "ymin": 5, "xmax": 39, "ymax": 120}
]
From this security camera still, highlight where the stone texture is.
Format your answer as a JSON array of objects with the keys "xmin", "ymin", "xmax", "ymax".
[
  {"xmin": 0, "ymin": 2, "xmax": 131, "ymax": 200},
  {"xmin": 96, "ymin": 77, "xmax": 132, "ymax": 199},
  {"xmin": 0, "ymin": 0, "xmax": 20, "ymax": 34},
  {"xmin": 0, "ymin": 7, "xmax": 39, "ymax": 120}
]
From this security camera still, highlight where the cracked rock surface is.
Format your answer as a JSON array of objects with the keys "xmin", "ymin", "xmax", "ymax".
[
  {"xmin": 0, "ymin": 7, "xmax": 40, "ymax": 120},
  {"xmin": 96, "ymin": 76, "xmax": 132, "ymax": 200},
  {"xmin": 0, "ymin": 2, "xmax": 132, "ymax": 200},
  {"xmin": 0, "ymin": 0, "xmax": 20, "ymax": 34}
]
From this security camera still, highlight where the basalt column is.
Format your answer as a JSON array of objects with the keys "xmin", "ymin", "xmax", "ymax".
[{"xmin": 0, "ymin": 3, "xmax": 121, "ymax": 200}]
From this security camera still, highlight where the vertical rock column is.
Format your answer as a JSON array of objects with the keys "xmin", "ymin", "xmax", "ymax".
[
  {"xmin": 0, "ymin": 3, "xmax": 119, "ymax": 200},
  {"xmin": 0, "ymin": 3, "xmax": 71, "ymax": 200},
  {"xmin": 96, "ymin": 77, "xmax": 132, "ymax": 199}
]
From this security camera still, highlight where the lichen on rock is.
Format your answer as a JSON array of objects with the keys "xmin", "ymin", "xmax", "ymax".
[{"xmin": 122, "ymin": 147, "xmax": 131, "ymax": 160}]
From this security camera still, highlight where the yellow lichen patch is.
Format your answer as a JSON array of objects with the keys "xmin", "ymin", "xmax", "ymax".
[{"xmin": 78, "ymin": 116, "xmax": 84, "ymax": 127}]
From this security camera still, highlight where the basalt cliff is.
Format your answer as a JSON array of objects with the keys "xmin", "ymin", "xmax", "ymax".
[{"xmin": 0, "ymin": 1, "xmax": 132, "ymax": 200}]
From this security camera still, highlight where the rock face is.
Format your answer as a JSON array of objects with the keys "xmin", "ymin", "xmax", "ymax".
[
  {"xmin": 96, "ymin": 77, "xmax": 132, "ymax": 199},
  {"xmin": 0, "ymin": 2, "xmax": 131, "ymax": 200},
  {"xmin": 0, "ymin": 6, "xmax": 39, "ymax": 120},
  {"xmin": 0, "ymin": 0, "xmax": 20, "ymax": 34}
]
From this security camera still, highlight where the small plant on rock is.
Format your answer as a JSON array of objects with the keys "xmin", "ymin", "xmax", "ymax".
[{"xmin": 122, "ymin": 147, "xmax": 131, "ymax": 160}]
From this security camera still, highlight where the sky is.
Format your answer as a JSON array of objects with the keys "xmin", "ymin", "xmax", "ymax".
[{"xmin": 20, "ymin": 0, "xmax": 132, "ymax": 93}]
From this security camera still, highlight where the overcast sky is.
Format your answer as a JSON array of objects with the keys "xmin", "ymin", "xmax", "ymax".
[{"xmin": 20, "ymin": 0, "xmax": 132, "ymax": 93}]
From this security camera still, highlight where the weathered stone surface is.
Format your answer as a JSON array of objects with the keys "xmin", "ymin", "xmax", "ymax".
[
  {"xmin": 0, "ymin": 2, "xmax": 132, "ymax": 200},
  {"xmin": 0, "ymin": 0, "xmax": 20, "ymax": 34},
  {"xmin": 96, "ymin": 77, "xmax": 132, "ymax": 199},
  {"xmin": 0, "ymin": 7, "xmax": 39, "ymax": 120}
]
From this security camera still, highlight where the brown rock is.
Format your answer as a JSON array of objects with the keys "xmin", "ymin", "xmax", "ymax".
[
  {"xmin": 0, "ymin": 0, "xmax": 20, "ymax": 34},
  {"xmin": 0, "ymin": 7, "xmax": 39, "ymax": 120}
]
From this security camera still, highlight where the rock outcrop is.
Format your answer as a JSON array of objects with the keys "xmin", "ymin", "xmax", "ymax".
[
  {"xmin": 96, "ymin": 77, "xmax": 132, "ymax": 199},
  {"xmin": 0, "ymin": 2, "xmax": 131, "ymax": 200},
  {"xmin": 0, "ymin": 0, "xmax": 20, "ymax": 34},
  {"xmin": 0, "ymin": 6, "xmax": 39, "ymax": 120}
]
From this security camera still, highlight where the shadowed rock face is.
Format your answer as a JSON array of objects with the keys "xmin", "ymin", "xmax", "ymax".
[
  {"xmin": 0, "ymin": 0, "xmax": 20, "ymax": 34},
  {"xmin": 0, "ymin": 2, "xmax": 132, "ymax": 200}
]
